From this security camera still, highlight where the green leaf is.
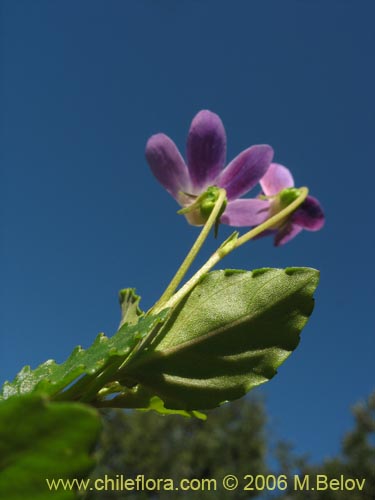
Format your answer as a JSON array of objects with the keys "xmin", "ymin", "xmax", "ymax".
[
  {"xmin": 1, "ymin": 310, "xmax": 168, "ymax": 401},
  {"xmin": 0, "ymin": 393, "xmax": 101, "ymax": 500},
  {"xmin": 99, "ymin": 384, "xmax": 206, "ymax": 420},
  {"xmin": 121, "ymin": 267, "xmax": 319, "ymax": 410}
]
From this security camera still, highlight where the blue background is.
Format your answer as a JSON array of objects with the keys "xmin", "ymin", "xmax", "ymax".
[{"xmin": 2, "ymin": 0, "xmax": 374, "ymax": 462}]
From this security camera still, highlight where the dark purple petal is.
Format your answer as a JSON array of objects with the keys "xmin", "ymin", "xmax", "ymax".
[
  {"xmin": 220, "ymin": 199, "xmax": 270, "ymax": 226},
  {"xmin": 275, "ymin": 223, "xmax": 303, "ymax": 246},
  {"xmin": 217, "ymin": 145, "xmax": 274, "ymax": 201},
  {"xmin": 186, "ymin": 110, "xmax": 226, "ymax": 190},
  {"xmin": 146, "ymin": 133, "xmax": 190, "ymax": 199},
  {"xmin": 291, "ymin": 195, "xmax": 325, "ymax": 231},
  {"xmin": 260, "ymin": 163, "xmax": 294, "ymax": 196}
]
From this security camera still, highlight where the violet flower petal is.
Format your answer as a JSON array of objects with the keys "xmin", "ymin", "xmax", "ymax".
[
  {"xmin": 260, "ymin": 163, "xmax": 294, "ymax": 196},
  {"xmin": 291, "ymin": 195, "xmax": 325, "ymax": 231},
  {"xmin": 146, "ymin": 133, "xmax": 190, "ymax": 199},
  {"xmin": 217, "ymin": 145, "xmax": 274, "ymax": 201},
  {"xmin": 220, "ymin": 199, "xmax": 270, "ymax": 226},
  {"xmin": 275, "ymin": 224, "xmax": 303, "ymax": 246},
  {"xmin": 186, "ymin": 110, "xmax": 226, "ymax": 191}
]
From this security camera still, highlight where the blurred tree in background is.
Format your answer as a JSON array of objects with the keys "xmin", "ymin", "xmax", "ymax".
[
  {"xmin": 84, "ymin": 392, "xmax": 375, "ymax": 499},
  {"xmin": 276, "ymin": 392, "xmax": 375, "ymax": 500},
  {"xmin": 84, "ymin": 397, "xmax": 267, "ymax": 499}
]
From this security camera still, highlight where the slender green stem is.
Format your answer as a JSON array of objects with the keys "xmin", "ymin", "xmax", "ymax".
[
  {"xmin": 52, "ymin": 372, "xmax": 97, "ymax": 401},
  {"xmin": 151, "ymin": 188, "xmax": 227, "ymax": 313},
  {"xmin": 97, "ymin": 381, "xmax": 123, "ymax": 397},
  {"xmin": 157, "ymin": 187, "xmax": 309, "ymax": 313},
  {"xmin": 78, "ymin": 357, "xmax": 124, "ymax": 404}
]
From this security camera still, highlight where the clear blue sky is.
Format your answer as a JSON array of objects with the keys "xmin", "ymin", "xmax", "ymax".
[{"xmin": 2, "ymin": 0, "xmax": 374, "ymax": 463}]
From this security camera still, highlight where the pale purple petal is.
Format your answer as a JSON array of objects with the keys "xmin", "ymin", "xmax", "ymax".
[
  {"xmin": 275, "ymin": 224, "xmax": 303, "ymax": 246},
  {"xmin": 291, "ymin": 195, "xmax": 325, "ymax": 231},
  {"xmin": 186, "ymin": 110, "xmax": 226, "ymax": 190},
  {"xmin": 146, "ymin": 133, "xmax": 190, "ymax": 199},
  {"xmin": 260, "ymin": 163, "xmax": 294, "ymax": 196},
  {"xmin": 220, "ymin": 199, "xmax": 270, "ymax": 226},
  {"xmin": 217, "ymin": 145, "xmax": 274, "ymax": 201}
]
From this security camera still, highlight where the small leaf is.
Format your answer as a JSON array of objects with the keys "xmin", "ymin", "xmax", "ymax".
[
  {"xmin": 98, "ymin": 384, "xmax": 206, "ymax": 420},
  {"xmin": 0, "ymin": 394, "xmax": 101, "ymax": 500},
  {"xmin": 1, "ymin": 310, "xmax": 168, "ymax": 401},
  {"xmin": 118, "ymin": 288, "xmax": 143, "ymax": 328},
  {"xmin": 121, "ymin": 268, "xmax": 319, "ymax": 410},
  {"xmin": 218, "ymin": 230, "xmax": 239, "ymax": 256}
]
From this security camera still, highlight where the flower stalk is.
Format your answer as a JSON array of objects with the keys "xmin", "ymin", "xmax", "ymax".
[
  {"xmin": 152, "ymin": 187, "xmax": 308, "ymax": 314},
  {"xmin": 151, "ymin": 188, "xmax": 227, "ymax": 313}
]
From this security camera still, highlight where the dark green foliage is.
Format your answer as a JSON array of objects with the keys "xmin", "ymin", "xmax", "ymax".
[
  {"xmin": 85, "ymin": 397, "xmax": 268, "ymax": 499},
  {"xmin": 275, "ymin": 392, "xmax": 375, "ymax": 500},
  {"xmin": 0, "ymin": 394, "xmax": 101, "ymax": 500},
  {"xmin": 84, "ymin": 392, "xmax": 375, "ymax": 500}
]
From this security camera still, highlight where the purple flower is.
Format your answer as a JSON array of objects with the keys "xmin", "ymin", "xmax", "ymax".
[
  {"xmin": 145, "ymin": 110, "xmax": 274, "ymax": 226},
  {"xmin": 251, "ymin": 163, "xmax": 325, "ymax": 246}
]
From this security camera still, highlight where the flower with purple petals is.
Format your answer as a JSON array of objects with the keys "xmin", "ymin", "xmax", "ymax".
[
  {"xmin": 145, "ymin": 110, "xmax": 274, "ymax": 226},
  {"xmin": 249, "ymin": 163, "xmax": 325, "ymax": 246}
]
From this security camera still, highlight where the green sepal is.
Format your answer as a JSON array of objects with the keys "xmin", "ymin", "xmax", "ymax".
[
  {"xmin": 199, "ymin": 186, "xmax": 227, "ymax": 221},
  {"xmin": 279, "ymin": 187, "xmax": 302, "ymax": 208},
  {"xmin": 177, "ymin": 186, "xmax": 227, "ymax": 228}
]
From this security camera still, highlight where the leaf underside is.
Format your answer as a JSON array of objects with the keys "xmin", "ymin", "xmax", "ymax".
[
  {"xmin": 120, "ymin": 267, "xmax": 319, "ymax": 411},
  {"xmin": 1, "ymin": 267, "xmax": 319, "ymax": 416}
]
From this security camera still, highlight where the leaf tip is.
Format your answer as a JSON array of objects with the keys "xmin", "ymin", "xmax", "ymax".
[{"xmin": 285, "ymin": 267, "xmax": 320, "ymax": 287}]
